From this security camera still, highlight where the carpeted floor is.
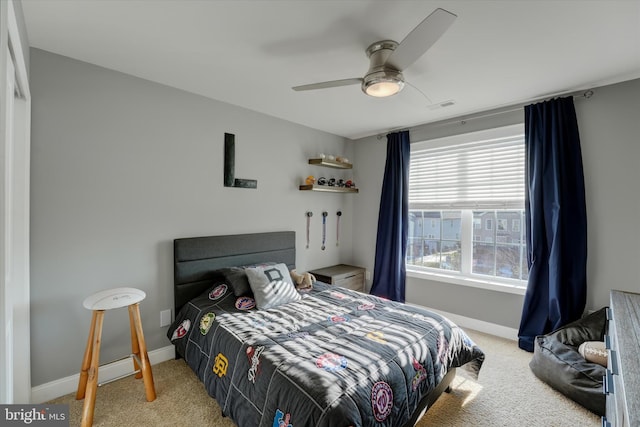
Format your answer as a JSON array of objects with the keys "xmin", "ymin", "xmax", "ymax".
[{"xmin": 48, "ymin": 329, "xmax": 600, "ymax": 426}]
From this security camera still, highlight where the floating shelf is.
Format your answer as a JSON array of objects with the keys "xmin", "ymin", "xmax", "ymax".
[
  {"xmin": 308, "ymin": 158, "xmax": 353, "ymax": 169},
  {"xmin": 299, "ymin": 185, "xmax": 359, "ymax": 193}
]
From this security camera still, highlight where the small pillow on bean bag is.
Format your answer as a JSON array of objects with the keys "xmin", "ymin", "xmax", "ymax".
[{"xmin": 578, "ymin": 341, "xmax": 607, "ymax": 367}]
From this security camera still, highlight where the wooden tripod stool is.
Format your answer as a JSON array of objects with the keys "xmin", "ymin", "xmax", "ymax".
[{"xmin": 76, "ymin": 287, "xmax": 156, "ymax": 427}]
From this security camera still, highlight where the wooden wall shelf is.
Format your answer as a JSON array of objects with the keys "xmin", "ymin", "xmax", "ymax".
[
  {"xmin": 299, "ymin": 185, "xmax": 359, "ymax": 193},
  {"xmin": 308, "ymin": 158, "xmax": 352, "ymax": 169}
]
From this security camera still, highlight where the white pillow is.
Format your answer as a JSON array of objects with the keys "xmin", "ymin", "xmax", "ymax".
[{"xmin": 245, "ymin": 263, "xmax": 301, "ymax": 310}]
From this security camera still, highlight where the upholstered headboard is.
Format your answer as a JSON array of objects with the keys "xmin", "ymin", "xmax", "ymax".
[{"xmin": 173, "ymin": 231, "xmax": 295, "ymax": 314}]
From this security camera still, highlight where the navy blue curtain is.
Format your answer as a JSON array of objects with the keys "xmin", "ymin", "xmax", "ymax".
[
  {"xmin": 518, "ymin": 97, "xmax": 587, "ymax": 352},
  {"xmin": 370, "ymin": 130, "xmax": 410, "ymax": 302}
]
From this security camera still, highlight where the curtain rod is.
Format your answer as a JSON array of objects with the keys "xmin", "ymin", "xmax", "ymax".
[{"xmin": 377, "ymin": 89, "xmax": 594, "ymax": 140}]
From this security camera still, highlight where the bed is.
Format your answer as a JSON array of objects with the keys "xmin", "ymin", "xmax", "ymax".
[{"xmin": 168, "ymin": 231, "xmax": 484, "ymax": 426}]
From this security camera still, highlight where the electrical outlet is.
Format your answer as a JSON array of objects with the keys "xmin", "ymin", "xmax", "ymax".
[
  {"xmin": 160, "ymin": 309, "xmax": 172, "ymax": 327},
  {"xmin": 365, "ymin": 270, "xmax": 371, "ymax": 281}
]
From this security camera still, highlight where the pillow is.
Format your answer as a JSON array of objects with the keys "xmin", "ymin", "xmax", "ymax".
[
  {"xmin": 217, "ymin": 267, "xmax": 252, "ymax": 296},
  {"xmin": 245, "ymin": 263, "xmax": 301, "ymax": 310},
  {"xmin": 578, "ymin": 341, "xmax": 608, "ymax": 367},
  {"xmin": 216, "ymin": 262, "xmax": 276, "ymax": 296}
]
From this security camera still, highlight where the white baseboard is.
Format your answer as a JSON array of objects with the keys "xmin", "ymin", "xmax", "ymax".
[
  {"xmin": 31, "ymin": 345, "xmax": 175, "ymax": 404},
  {"xmin": 407, "ymin": 303, "xmax": 519, "ymax": 341}
]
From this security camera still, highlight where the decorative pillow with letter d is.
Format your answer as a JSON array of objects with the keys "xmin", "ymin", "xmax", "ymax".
[{"xmin": 245, "ymin": 263, "xmax": 301, "ymax": 310}]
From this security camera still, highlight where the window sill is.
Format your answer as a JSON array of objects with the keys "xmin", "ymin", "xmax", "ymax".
[{"xmin": 406, "ymin": 268, "xmax": 527, "ymax": 296}]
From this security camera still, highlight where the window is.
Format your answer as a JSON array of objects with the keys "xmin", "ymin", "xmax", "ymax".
[
  {"xmin": 408, "ymin": 211, "xmax": 461, "ymax": 271},
  {"xmin": 473, "ymin": 210, "xmax": 527, "ymax": 279},
  {"xmin": 407, "ymin": 124, "xmax": 528, "ymax": 287}
]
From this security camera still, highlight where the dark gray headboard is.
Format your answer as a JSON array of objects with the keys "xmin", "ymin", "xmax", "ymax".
[{"xmin": 173, "ymin": 231, "xmax": 295, "ymax": 313}]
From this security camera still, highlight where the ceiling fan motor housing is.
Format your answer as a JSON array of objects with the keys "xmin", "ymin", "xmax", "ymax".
[{"xmin": 362, "ymin": 40, "xmax": 405, "ymax": 96}]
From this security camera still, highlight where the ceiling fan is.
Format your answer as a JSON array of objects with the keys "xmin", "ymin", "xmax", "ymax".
[{"xmin": 292, "ymin": 8, "xmax": 457, "ymax": 98}]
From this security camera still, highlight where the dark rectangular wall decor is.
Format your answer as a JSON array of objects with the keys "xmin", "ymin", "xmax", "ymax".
[
  {"xmin": 224, "ymin": 133, "xmax": 236, "ymax": 187},
  {"xmin": 223, "ymin": 133, "xmax": 257, "ymax": 189}
]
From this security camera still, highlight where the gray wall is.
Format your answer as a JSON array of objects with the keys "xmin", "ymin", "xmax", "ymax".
[
  {"xmin": 352, "ymin": 78, "xmax": 640, "ymax": 329},
  {"xmin": 29, "ymin": 48, "xmax": 357, "ymax": 386},
  {"xmin": 28, "ymin": 45, "xmax": 640, "ymax": 386},
  {"xmin": 579, "ymin": 80, "xmax": 640, "ymax": 307}
]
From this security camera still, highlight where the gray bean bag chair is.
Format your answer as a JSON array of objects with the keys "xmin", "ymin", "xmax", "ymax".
[{"xmin": 529, "ymin": 307, "xmax": 607, "ymax": 415}]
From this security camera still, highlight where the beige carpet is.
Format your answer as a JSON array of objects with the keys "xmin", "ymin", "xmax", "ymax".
[{"xmin": 48, "ymin": 330, "xmax": 599, "ymax": 426}]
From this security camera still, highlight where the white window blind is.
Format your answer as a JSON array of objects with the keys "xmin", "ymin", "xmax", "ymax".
[{"xmin": 409, "ymin": 125, "xmax": 525, "ymax": 210}]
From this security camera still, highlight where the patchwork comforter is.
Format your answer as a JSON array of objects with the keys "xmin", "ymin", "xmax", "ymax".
[{"xmin": 168, "ymin": 282, "xmax": 484, "ymax": 426}]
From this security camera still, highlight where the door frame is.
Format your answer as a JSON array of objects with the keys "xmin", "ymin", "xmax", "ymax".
[{"xmin": 1, "ymin": 0, "xmax": 32, "ymax": 404}]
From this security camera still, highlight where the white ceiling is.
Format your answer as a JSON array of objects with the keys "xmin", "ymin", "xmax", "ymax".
[{"xmin": 21, "ymin": 0, "xmax": 640, "ymax": 140}]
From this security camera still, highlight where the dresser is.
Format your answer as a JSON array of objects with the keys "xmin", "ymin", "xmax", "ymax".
[
  {"xmin": 309, "ymin": 264, "xmax": 365, "ymax": 292},
  {"xmin": 603, "ymin": 290, "xmax": 640, "ymax": 427}
]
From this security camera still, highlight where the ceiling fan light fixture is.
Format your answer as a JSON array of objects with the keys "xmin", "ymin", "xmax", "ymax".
[
  {"xmin": 362, "ymin": 71, "xmax": 405, "ymax": 98},
  {"xmin": 291, "ymin": 8, "xmax": 456, "ymax": 98}
]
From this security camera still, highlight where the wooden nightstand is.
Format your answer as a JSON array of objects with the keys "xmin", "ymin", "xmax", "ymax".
[{"xmin": 309, "ymin": 264, "xmax": 365, "ymax": 292}]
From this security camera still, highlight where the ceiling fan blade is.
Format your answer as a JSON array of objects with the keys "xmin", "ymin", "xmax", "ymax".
[
  {"xmin": 292, "ymin": 78, "xmax": 363, "ymax": 91},
  {"xmin": 385, "ymin": 8, "xmax": 457, "ymax": 71}
]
